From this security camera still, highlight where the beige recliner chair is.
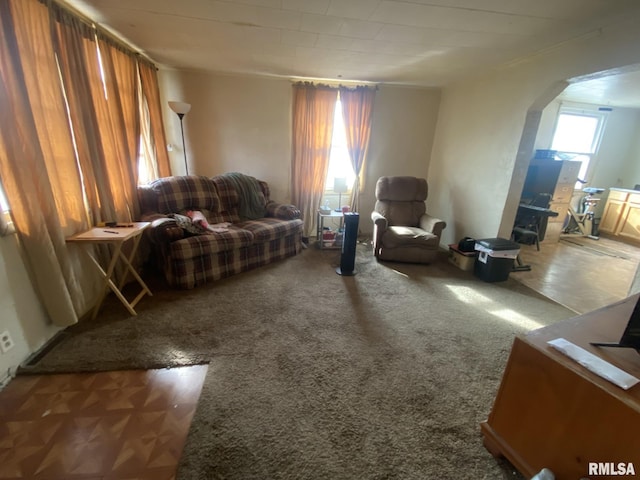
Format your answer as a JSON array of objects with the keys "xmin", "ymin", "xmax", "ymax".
[{"xmin": 371, "ymin": 176, "xmax": 446, "ymax": 263}]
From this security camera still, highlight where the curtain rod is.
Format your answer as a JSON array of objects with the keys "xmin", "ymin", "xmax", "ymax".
[
  {"xmin": 291, "ymin": 80, "xmax": 378, "ymax": 91},
  {"xmin": 46, "ymin": 0, "xmax": 158, "ymax": 68},
  {"xmin": 290, "ymin": 77, "xmax": 378, "ymax": 88}
]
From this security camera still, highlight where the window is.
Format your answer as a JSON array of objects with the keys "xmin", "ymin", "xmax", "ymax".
[
  {"xmin": 551, "ymin": 107, "xmax": 608, "ymax": 189},
  {"xmin": 325, "ymin": 98, "xmax": 355, "ymax": 192},
  {"xmin": 0, "ymin": 183, "xmax": 14, "ymax": 235}
]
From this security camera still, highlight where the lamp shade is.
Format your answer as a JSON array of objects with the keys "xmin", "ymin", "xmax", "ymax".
[
  {"xmin": 333, "ymin": 177, "xmax": 348, "ymax": 193},
  {"xmin": 168, "ymin": 101, "xmax": 191, "ymax": 115}
]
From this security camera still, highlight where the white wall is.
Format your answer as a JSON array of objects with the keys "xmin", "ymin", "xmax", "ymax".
[
  {"xmin": 359, "ymin": 85, "xmax": 441, "ymax": 231},
  {"xmin": 428, "ymin": 6, "xmax": 640, "ymax": 247},
  {"xmin": 619, "ymin": 115, "xmax": 640, "ymax": 187},
  {"xmin": 160, "ymin": 71, "xmax": 294, "ymax": 202},
  {"xmin": 0, "ymin": 234, "xmax": 57, "ymax": 386},
  {"xmin": 158, "ymin": 71, "xmax": 442, "ymax": 235}
]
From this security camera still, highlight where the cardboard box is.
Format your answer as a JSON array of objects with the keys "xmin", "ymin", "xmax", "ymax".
[{"xmin": 448, "ymin": 244, "xmax": 477, "ymax": 272}]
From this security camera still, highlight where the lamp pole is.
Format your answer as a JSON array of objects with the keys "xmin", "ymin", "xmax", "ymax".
[
  {"xmin": 168, "ymin": 101, "xmax": 192, "ymax": 175},
  {"xmin": 177, "ymin": 113, "xmax": 188, "ymax": 175}
]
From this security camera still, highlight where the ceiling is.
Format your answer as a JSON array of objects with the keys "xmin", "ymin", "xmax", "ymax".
[
  {"xmin": 558, "ymin": 69, "xmax": 640, "ymax": 109},
  {"xmin": 62, "ymin": 0, "xmax": 640, "ymax": 91}
]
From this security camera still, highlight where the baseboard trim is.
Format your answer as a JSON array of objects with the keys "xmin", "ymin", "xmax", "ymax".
[{"xmin": 22, "ymin": 330, "xmax": 69, "ymax": 367}]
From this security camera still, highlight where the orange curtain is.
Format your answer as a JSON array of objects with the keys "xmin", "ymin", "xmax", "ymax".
[
  {"xmin": 291, "ymin": 83, "xmax": 338, "ymax": 237},
  {"xmin": 51, "ymin": 7, "xmax": 142, "ymax": 224},
  {"xmin": 339, "ymin": 86, "xmax": 376, "ymax": 213},
  {"xmin": 97, "ymin": 34, "xmax": 141, "ymax": 220},
  {"xmin": 0, "ymin": 0, "xmax": 169, "ymax": 325},
  {"xmin": 0, "ymin": 0, "xmax": 99, "ymax": 325},
  {"xmin": 139, "ymin": 60, "xmax": 172, "ymax": 178},
  {"xmin": 50, "ymin": 5, "xmax": 115, "ymax": 225}
]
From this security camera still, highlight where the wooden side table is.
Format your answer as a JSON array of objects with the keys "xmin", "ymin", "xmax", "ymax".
[{"xmin": 67, "ymin": 222, "xmax": 152, "ymax": 319}]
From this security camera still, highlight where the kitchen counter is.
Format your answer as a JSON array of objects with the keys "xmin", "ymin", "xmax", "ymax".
[{"xmin": 610, "ymin": 187, "xmax": 640, "ymax": 194}]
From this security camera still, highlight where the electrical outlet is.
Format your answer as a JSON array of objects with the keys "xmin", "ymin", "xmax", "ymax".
[{"xmin": 0, "ymin": 331, "xmax": 14, "ymax": 353}]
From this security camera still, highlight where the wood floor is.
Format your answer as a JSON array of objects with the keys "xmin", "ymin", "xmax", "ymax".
[
  {"xmin": 511, "ymin": 233, "xmax": 640, "ymax": 314},
  {"xmin": 0, "ymin": 364, "xmax": 207, "ymax": 480}
]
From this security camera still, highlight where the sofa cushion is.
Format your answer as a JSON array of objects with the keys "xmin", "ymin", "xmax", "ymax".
[
  {"xmin": 170, "ymin": 227, "xmax": 254, "ymax": 260},
  {"xmin": 236, "ymin": 218, "xmax": 303, "ymax": 243},
  {"xmin": 382, "ymin": 226, "xmax": 439, "ymax": 249},
  {"xmin": 150, "ymin": 176, "xmax": 221, "ymax": 215}
]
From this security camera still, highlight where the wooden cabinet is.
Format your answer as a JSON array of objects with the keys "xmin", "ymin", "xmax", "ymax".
[
  {"xmin": 618, "ymin": 196, "xmax": 640, "ymax": 241},
  {"xmin": 481, "ymin": 296, "xmax": 640, "ymax": 479},
  {"xmin": 600, "ymin": 189, "xmax": 640, "ymax": 242},
  {"xmin": 599, "ymin": 190, "xmax": 627, "ymax": 234}
]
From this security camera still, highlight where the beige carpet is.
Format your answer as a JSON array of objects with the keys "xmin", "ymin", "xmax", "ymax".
[{"xmin": 22, "ymin": 242, "xmax": 575, "ymax": 479}]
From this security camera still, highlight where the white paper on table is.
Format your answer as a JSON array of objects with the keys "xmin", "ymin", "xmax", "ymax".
[{"xmin": 547, "ymin": 337, "xmax": 640, "ymax": 391}]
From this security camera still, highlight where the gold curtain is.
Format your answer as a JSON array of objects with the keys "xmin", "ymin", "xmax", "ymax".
[
  {"xmin": 139, "ymin": 60, "xmax": 172, "ymax": 178},
  {"xmin": 291, "ymin": 83, "xmax": 338, "ymax": 237},
  {"xmin": 0, "ymin": 0, "xmax": 169, "ymax": 325},
  {"xmin": 339, "ymin": 86, "xmax": 376, "ymax": 213},
  {"xmin": 97, "ymin": 34, "xmax": 141, "ymax": 220},
  {"xmin": 50, "ymin": 5, "xmax": 115, "ymax": 225},
  {"xmin": 51, "ymin": 8, "xmax": 141, "ymax": 224},
  {"xmin": 0, "ymin": 0, "xmax": 98, "ymax": 325}
]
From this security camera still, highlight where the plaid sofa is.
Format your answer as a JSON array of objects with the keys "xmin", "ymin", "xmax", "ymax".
[{"xmin": 138, "ymin": 174, "xmax": 303, "ymax": 289}]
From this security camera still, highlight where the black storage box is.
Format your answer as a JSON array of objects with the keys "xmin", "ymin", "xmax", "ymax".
[{"xmin": 473, "ymin": 238, "xmax": 520, "ymax": 282}]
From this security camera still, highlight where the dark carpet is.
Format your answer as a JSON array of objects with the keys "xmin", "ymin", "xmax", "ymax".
[{"xmin": 22, "ymin": 242, "xmax": 575, "ymax": 479}]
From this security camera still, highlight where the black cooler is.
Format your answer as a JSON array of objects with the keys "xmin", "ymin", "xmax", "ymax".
[{"xmin": 473, "ymin": 238, "xmax": 520, "ymax": 282}]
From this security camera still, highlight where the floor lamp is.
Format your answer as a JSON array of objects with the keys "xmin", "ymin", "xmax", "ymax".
[{"xmin": 168, "ymin": 101, "xmax": 191, "ymax": 175}]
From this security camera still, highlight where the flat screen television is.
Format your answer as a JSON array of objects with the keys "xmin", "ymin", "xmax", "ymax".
[{"xmin": 591, "ymin": 295, "xmax": 640, "ymax": 352}]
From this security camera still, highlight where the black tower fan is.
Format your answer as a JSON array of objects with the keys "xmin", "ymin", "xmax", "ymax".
[{"xmin": 337, "ymin": 212, "xmax": 359, "ymax": 276}]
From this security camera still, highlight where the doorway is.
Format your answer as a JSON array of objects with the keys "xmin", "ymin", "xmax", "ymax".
[{"xmin": 505, "ymin": 68, "xmax": 640, "ymax": 313}]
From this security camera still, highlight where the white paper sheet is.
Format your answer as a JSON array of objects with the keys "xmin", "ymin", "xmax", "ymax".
[{"xmin": 547, "ymin": 338, "xmax": 640, "ymax": 390}]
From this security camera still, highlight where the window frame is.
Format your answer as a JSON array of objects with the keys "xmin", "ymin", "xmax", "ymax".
[{"xmin": 550, "ymin": 105, "xmax": 609, "ymax": 189}]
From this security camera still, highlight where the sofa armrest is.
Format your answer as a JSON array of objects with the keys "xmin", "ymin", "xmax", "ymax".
[
  {"xmin": 145, "ymin": 216, "xmax": 185, "ymax": 244},
  {"xmin": 266, "ymin": 201, "xmax": 301, "ymax": 220},
  {"xmin": 419, "ymin": 214, "xmax": 446, "ymax": 238}
]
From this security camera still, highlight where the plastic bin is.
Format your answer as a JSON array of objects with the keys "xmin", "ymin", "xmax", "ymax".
[{"xmin": 474, "ymin": 238, "xmax": 520, "ymax": 282}]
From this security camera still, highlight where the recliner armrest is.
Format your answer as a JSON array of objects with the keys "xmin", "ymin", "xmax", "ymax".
[
  {"xmin": 420, "ymin": 214, "xmax": 446, "ymax": 238},
  {"xmin": 371, "ymin": 211, "xmax": 388, "ymax": 230},
  {"xmin": 371, "ymin": 211, "xmax": 388, "ymax": 258}
]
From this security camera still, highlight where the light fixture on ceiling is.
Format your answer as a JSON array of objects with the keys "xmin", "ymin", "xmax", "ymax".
[{"xmin": 168, "ymin": 101, "xmax": 192, "ymax": 175}]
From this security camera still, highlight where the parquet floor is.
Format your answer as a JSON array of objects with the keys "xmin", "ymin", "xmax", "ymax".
[
  {"xmin": 511, "ymin": 234, "xmax": 640, "ymax": 314},
  {"xmin": 0, "ymin": 364, "xmax": 207, "ymax": 480}
]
